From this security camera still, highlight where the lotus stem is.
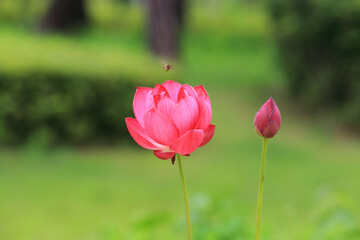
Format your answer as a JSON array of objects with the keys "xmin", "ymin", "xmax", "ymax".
[
  {"xmin": 177, "ymin": 154, "xmax": 193, "ymax": 240},
  {"xmin": 255, "ymin": 138, "xmax": 268, "ymax": 240}
]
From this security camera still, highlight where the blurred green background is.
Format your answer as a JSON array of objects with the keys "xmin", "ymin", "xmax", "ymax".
[{"xmin": 0, "ymin": 0, "xmax": 359, "ymax": 239}]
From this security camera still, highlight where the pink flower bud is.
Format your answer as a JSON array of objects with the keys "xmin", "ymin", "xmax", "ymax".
[{"xmin": 254, "ymin": 97, "xmax": 281, "ymax": 139}]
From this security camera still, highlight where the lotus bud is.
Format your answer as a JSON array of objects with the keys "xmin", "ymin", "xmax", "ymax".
[{"xmin": 254, "ymin": 97, "xmax": 281, "ymax": 138}]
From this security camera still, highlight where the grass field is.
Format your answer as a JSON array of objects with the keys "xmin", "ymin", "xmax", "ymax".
[
  {"xmin": 0, "ymin": 1, "xmax": 359, "ymax": 239},
  {"xmin": 1, "ymin": 88, "xmax": 359, "ymax": 240}
]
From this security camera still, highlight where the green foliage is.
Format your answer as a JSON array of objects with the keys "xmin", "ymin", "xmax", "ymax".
[
  {"xmin": 0, "ymin": 26, "xmax": 178, "ymax": 145},
  {"xmin": 0, "ymin": 71, "xmax": 137, "ymax": 145},
  {"xmin": 268, "ymin": 0, "xmax": 360, "ymax": 130},
  {"xmin": 308, "ymin": 187, "xmax": 360, "ymax": 240},
  {"xmin": 0, "ymin": 0, "xmax": 48, "ymax": 25},
  {"xmin": 191, "ymin": 194, "xmax": 250, "ymax": 240}
]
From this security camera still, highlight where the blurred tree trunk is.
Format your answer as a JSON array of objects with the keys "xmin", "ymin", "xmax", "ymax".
[
  {"xmin": 148, "ymin": 0, "xmax": 186, "ymax": 59},
  {"xmin": 40, "ymin": 0, "xmax": 87, "ymax": 32}
]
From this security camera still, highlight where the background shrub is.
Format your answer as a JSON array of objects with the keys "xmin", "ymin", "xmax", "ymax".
[
  {"xmin": 0, "ymin": 26, "xmax": 178, "ymax": 145},
  {"xmin": 268, "ymin": 0, "xmax": 360, "ymax": 130},
  {"xmin": 0, "ymin": 71, "xmax": 145, "ymax": 145}
]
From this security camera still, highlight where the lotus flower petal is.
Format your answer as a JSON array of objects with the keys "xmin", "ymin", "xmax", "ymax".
[
  {"xmin": 171, "ymin": 96, "xmax": 200, "ymax": 135},
  {"xmin": 170, "ymin": 129, "xmax": 204, "ymax": 155},
  {"xmin": 133, "ymin": 87, "xmax": 153, "ymax": 127},
  {"xmin": 177, "ymin": 84, "xmax": 198, "ymax": 102},
  {"xmin": 194, "ymin": 85, "xmax": 208, "ymax": 97},
  {"xmin": 144, "ymin": 91, "xmax": 155, "ymax": 113},
  {"xmin": 144, "ymin": 108, "xmax": 179, "ymax": 145},
  {"xmin": 261, "ymin": 121, "xmax": 280, "ymax": 139},
  {"xmin": 199, "ymin": 124, "xmax": 215, "ymax": 147},
  {"xmin": 196, "ymin": 94, "xmax": 212, "ymax": 130},
  {"xmin": 254, "ymin": 107, "xmax": 269, "ymax": 132},
  {"xmin": 125, "ymin": 118, "xmax": 163, "ymax": 150},
  {"xmin": 153, "ymin": 84, "xmax": 168, "ymax": 95},
  {"xmin": 162, "ymin": 80, "xmax": 182, "ymax": 102},
  {"xmin": 157, "ymin": 96, "xmax": 176, "ymax": 116},
  {"xmin": 153, "ymin": 150, "xmax": 176, "ymax": 160}
]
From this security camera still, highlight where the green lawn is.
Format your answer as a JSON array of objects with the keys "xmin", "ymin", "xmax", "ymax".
[
  {"xmin": 0, "ymin": 1, "xmax": 359, "ymax": 239},
  {"xmin": 0, "ymin": 88, "xmax": 359, "ymax": 240}
]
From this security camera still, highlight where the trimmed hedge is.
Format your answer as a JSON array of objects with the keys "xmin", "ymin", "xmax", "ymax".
[
  {"xmin": 269, "ymin": 0, "xmax": 360, "ymax": 130},
  {"xmin": 0, "ymin": 71, "xmax": 140, "ymax": 145}
]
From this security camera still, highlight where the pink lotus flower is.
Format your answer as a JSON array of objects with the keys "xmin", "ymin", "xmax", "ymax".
[
  {"xmin": 254, "ymin": 97, "xmax": 281, "ymax": 138},
  {"xmin": 125, "ymin": 80, "xmax": 215, "ymax": 160}
]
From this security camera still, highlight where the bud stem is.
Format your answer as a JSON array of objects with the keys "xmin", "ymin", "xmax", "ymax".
[
  {"xmin": 255, "ymin": 138, "xmax": 268, "ymax": 240},
  {"xmin": 177, "ymin": 154, "xmax": 193, "ymax": 240}
]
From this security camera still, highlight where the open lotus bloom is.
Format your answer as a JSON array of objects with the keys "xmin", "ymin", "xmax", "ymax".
[
  {"xmin": 254, "ymin": 97, "xmax": 281, "ymax": 138},
  {"xmin": 125, "ymin": 80, "xmax": 216, "ymax": 160}
]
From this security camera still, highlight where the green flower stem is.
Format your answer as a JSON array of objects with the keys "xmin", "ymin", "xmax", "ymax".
[
  {"xmin": 255, "ymin": 138, "xmax": 268, "ymax": 240},
  {"xmin": 177, "ymin": 154, "xmax": 193, "ymax": 240}
]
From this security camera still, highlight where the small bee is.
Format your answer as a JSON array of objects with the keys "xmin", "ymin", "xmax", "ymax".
[{"xmin": 162, "ymin": 63, "xmax": 171, "ymax": 72}]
